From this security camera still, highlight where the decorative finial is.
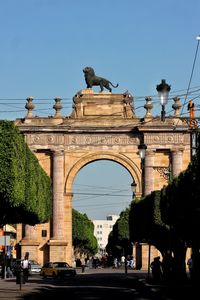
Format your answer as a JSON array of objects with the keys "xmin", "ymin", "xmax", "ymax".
[
  {"xmin": 144, "ymin": 97, "xmax": 153, "ymax": 118},
  {"xmin": 53, "ymin": 97, "xmax": 63, "ymax": 118},
  {"xmin": 172, "ymin": 97, "xmax": 182, "ymax": 116},
  {"xmin": 25, "ymin": 97, "xmax": 35, "ymax": 118}
]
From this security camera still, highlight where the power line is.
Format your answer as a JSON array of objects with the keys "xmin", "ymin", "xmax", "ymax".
[
  {"xmin": 182, "ymin": 37, "xmax": 200, "ymax": 112},
  {"xmin": 73, "ymin": 192, "xmax": 131, "ymax": 197},
  {"xmin": 173, "ymin": 36, "xmax": 200, "ymax": 130}
]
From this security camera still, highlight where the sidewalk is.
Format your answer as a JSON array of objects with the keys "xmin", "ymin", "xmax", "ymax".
[{"xmin": 0, "ymin": 276, "xmax": 52, "ymax": 299}]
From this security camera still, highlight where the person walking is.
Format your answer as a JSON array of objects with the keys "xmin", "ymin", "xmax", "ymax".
[
  {"xmin": 150, "ymin": 256, "xmax": 163, "ymax": 283},
  {"xmin": 21, "ymin": 254, "xmax": 30, "ymax": 282},
  {"xmin": 187, "ymin": 256, "xmax": 193, "ymax": 279}
]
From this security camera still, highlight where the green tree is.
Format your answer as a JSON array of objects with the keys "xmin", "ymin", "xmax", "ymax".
[
  {"xmin": 106, "ymin": 208, "xmax": 132, "ymax": 258},
  {"xmin": 129, "ymin": 191, "xmax": 169, "ymax": 254},
  {"xmin": 72, "ymin": 209, "xmax": 97, "ymax": 257},
  {"xmin": 160, "ymin": 131, "xmax": 200, "ymax": 280},
  {"xmin": 0, "ymin": 120, "xmax": 52, "ymax": 225}
]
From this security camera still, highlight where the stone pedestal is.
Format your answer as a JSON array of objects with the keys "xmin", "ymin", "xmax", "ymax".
[
  {"xmin": 21, "ymin": 240, "xmax": 40, "ymax": 262},
  {"xmin": 71, "ymin": 89, "xmax": 135, "ymax": 118},
  {"xmin": 48, "ymin": 240, "xmax": 68, "ymax": 262}
]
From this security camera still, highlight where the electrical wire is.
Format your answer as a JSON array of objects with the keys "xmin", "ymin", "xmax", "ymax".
[{"xmin": 173, "ymin": 36, "xmax": 200, "ymax": 130}]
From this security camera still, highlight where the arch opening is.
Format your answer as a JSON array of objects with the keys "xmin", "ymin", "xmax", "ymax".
[{"xmin": 72, "ymin": 159, "xmax": 134, "ymax": 220}]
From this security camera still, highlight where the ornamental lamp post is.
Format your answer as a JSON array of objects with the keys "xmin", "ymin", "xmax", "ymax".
[
  {"xmin": 138, "ymin": 142, "xmax": 151, "ymax": 278},
  {"xmin": 156, "ymin": 79, "xmax": 171, "ymax": 122},
  {"xmin": 131, "ymin": 181, "xmax": 137, "ymax": 199},
  {"xmin": 138, "ymin": 143, "xmax": 147, "ymax": 169}
]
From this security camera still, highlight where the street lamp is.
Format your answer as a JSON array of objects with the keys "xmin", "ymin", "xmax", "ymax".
[
  {"xmin": 138, "ymin": 143, "xmax": 152, "ymax": 280},
  {"xmin": 156, "ymin": 79, "xmax": 171, "ymax": 122},
  {"xmin": 138, "ymin": 143, "xmax": 147, "ymax": 196},
  {"xmin": 138, "ymin": 143, "xmax": 147, "ymax": 171},
  {"xmin": 131, "ymin": 181, "xmax": 137, "ymax": 199}
]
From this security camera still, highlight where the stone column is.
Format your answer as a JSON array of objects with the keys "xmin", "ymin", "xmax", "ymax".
[
  {"xmin": 64, "ymin": 192, "xmax": 73, "ymax": 265},
  {"xmin": 171, "ymin": 149, "xmax": 183, "ymax": 179},
  {"xmin": 52, "ymin": 150, "xmax": 64, "ymax": 240},
  {"xmin": 144, "ymin": 150, "xmax": 155, "ymax": 196},
  {"xmin": 24, "ymin": 225, "xmax": 38, "ymax": 240}
]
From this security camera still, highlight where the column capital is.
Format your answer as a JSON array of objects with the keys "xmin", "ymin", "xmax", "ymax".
[
  {"xmin": 171, "ymin": 147, "xmax": 184, "ymax": 153},
  {"xmin": 52, "ymin": 149, "xmax": 64, "ymax": 156}
]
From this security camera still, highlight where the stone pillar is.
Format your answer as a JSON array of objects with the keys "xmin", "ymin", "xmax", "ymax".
[
  {"xmin": 24, "ymin": 225, "xmax": 38, "ymax": 240},
  {"xmin": 64, "ymin": 192, "xmax": 73, "ymax": 265},
  {"xmin": 48, "ymin": 150, "xmax": 68, "ymax": 263},
  {"xmin": 171, "ymin": 149, "xmax": 183, "ymax": 179},
  {"xmin": 144, "ymin": 150, "xmax": 155, "ymax": 196},
  {"xmin": 52, "ymin": 150, "xmax": 65, "ymax": 240}
]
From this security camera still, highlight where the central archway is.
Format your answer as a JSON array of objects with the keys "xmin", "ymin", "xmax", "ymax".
[
  {"xmin": 63, "ymin": 152, "xmax": 141, "ymax": 263},
  {"xmin": 65, "ymin": 152, "xmax": 141, "ymax": 194}
]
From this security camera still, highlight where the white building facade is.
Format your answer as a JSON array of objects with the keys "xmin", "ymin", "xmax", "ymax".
[{"xmin": 92, "ymin": 215, "xmax": 119, "ymax": 255}]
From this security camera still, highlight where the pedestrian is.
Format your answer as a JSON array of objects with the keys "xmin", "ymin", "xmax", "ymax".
[
  {"xmin": 121, "ymin": 255, "xmax": 125, "ymax": 265},
  {"xmin": 21, "ymin": 254, "xmax": 30, "ymax": 282},
  {"xmin": 129, "ymin": 256, "xmax": 135, "ymax": 269},
  {"xmin": 187, "ymin": 255, "xmax": 193, "ymax": 279},
  {"xmin": 6, "ymin": 266, "xmax": 13, "ymax": 278},
  {"xmin": 162, "ymin": 251, "xmax": 174, "ymax": 282},
  {"xmin": 150, "ymin": 256, "xmax": 163, "ymax": 283},
  {"xmin": 81, "ymin": 257, "xmax": 85, "ymax": 273},
  {"xmin": 113, "ymin": 258, "xmax": 118, "ymax": 268}
]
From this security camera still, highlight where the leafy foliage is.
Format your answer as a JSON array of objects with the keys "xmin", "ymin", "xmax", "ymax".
[
  {"xmin": 129, "ymin": 192, "xmax": 169, "ymax": 253},
  {"xmin": 106, "ymin": 208, "xmax": 132, "ymax": 257},
  {"xmin": 72, "ymin": 209, "xmax": 98, "ymax": 256},
  {"xmin": 0, "ymin": 121, "xmax": 52, "ymax": 225},
  {"xmin": 160, "ymin": 131, "xmax": 200, "ymax": 248}
]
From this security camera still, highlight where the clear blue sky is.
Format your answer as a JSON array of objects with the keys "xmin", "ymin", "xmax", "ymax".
[{"xmin": 1, "ymin": 0, "xmax": 199, "ymax": 219}]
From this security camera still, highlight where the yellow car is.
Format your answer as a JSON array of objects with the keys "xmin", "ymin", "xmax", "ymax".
[{"xmin": 40, "ymin": 262, "xmax": 76, "ymax": 279}]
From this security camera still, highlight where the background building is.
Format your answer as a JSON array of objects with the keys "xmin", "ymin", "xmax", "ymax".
[{"xmin": 92, "ymin": 215, "xmax": 119, "ymax": 256}]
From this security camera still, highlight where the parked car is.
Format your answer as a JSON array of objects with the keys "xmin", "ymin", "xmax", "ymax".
[
  {"xmin": 11, "ymin": 259, "xmax": 22, "ymax": 276},
  {"xmin": 40, "ymin": 262, "xmax": 76, "ymax": 279},
  {"xmin": 29, "ymin": 260, "xmax": 42, "ymax": 275},
  {"xmin": 11, "ymin": 259, "xmax": 41, "ymax": 276}
]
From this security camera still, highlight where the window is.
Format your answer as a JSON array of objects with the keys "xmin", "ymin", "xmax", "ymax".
[{"xmin": 41, "ymin": 230, "xmax": 47, "ymax": 237}]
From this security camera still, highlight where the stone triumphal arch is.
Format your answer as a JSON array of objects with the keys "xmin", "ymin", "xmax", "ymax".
[{"xmin": 15, "ymin": 90, "xmax": 191, "ymax": 266}]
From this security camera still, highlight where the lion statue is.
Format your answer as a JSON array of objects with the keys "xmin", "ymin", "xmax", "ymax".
[{"xmin": 83, "ymin": 67, "xmax": 119, "ymax": 92}]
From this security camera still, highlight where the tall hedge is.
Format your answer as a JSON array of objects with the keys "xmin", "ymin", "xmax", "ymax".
[
  {"xmin": 129, "ymin": 191, "xmax": 169, "ymax": 253},
  {"xmin": 0, "ymin": 120, "xmax": 52, "ymax": 225}
]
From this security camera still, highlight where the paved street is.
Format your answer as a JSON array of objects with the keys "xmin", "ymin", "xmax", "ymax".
[{"xmin": 0, "ymin": 268, "xmax": 197, "ymax": 300}]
